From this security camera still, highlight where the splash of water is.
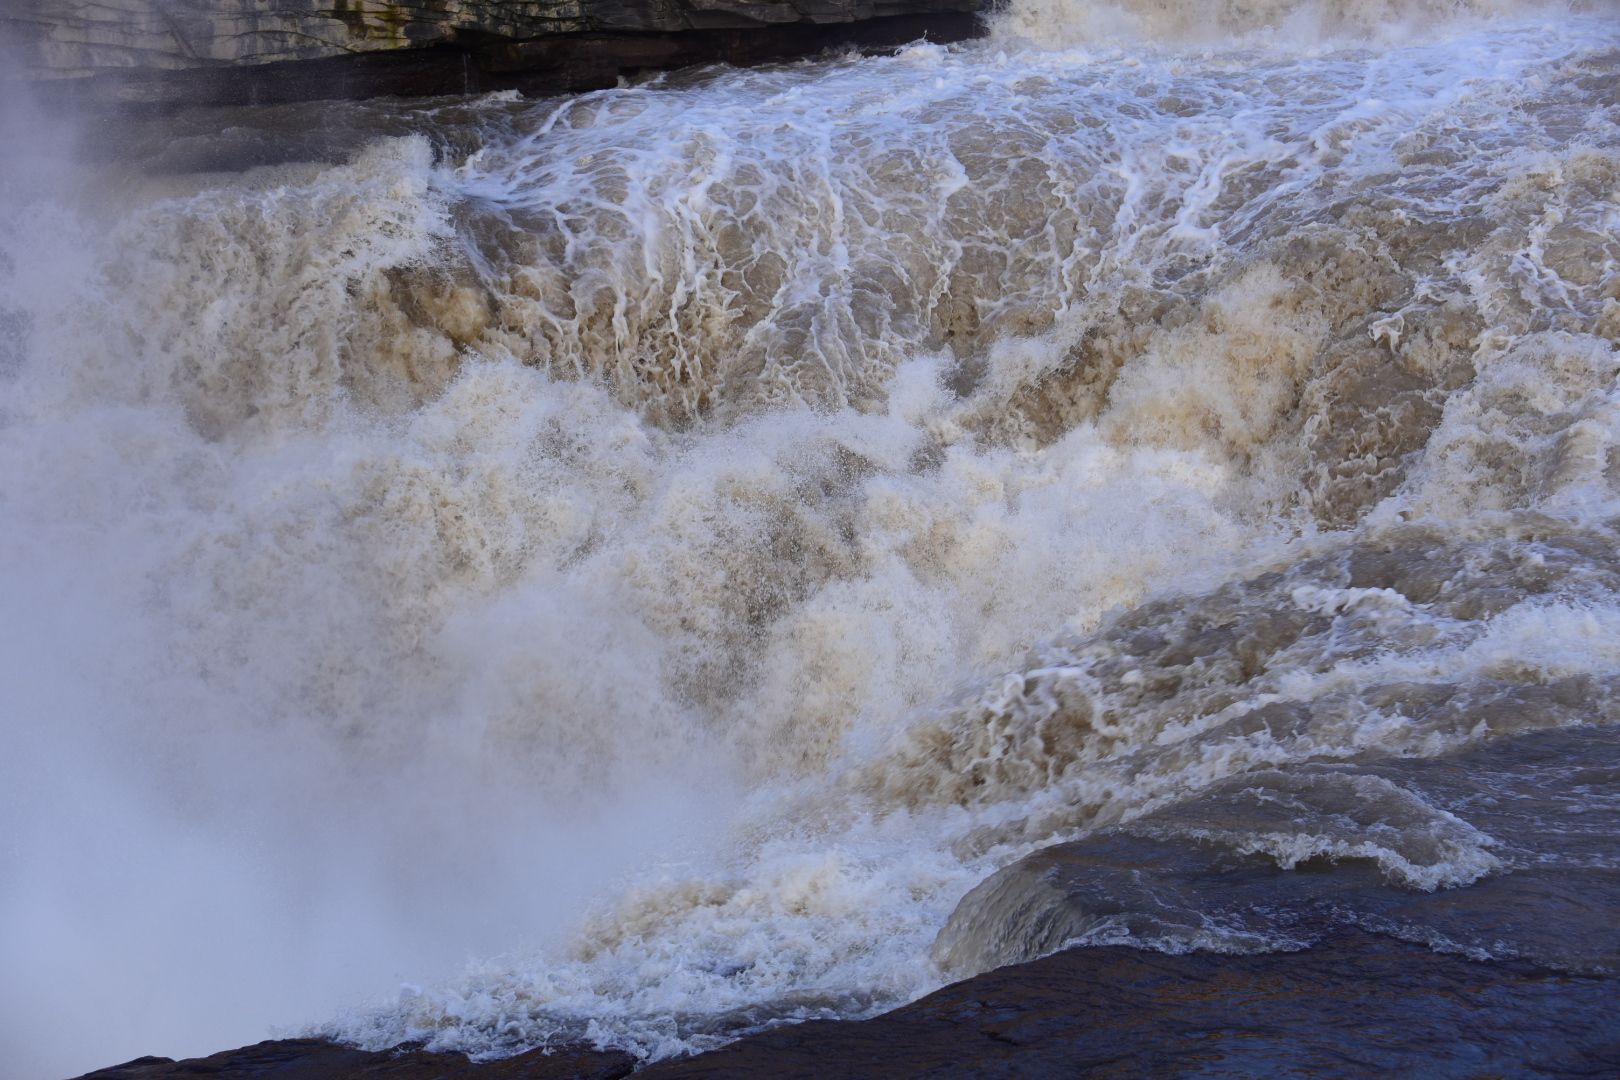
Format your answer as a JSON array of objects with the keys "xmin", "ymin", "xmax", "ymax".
[{"xmin": 2, "ymin": 1, "xmax": 1618, "ymax": 1074}]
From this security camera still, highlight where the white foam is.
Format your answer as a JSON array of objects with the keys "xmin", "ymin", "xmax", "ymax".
[{"xmin": 3, "ymin": 11, "xmax": 1618, "ymax": 1074}]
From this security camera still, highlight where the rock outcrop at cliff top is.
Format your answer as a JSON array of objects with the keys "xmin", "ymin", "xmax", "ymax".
[{"xmin": 3, "ymin": 0, "xmax": 987, "ymax": 106}]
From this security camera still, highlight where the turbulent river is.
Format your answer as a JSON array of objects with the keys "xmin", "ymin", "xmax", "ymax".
[{"xmin": 3, "ymin": 1, "xmax": 1620, "ymax": 1076}]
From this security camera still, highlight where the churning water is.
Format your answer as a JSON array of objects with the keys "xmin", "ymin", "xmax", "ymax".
[{"xmin": 3, "ymin": 1, "xmax": 1619, "ymax": 1075}]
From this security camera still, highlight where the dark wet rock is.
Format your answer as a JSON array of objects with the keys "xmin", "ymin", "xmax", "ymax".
[
  {"xmin": 936, "ymin": 725, "xmax": 1620, "ymax": 981},
  {"xmin": 643, "ymin": 929, "xmax": 1620, "ymax": 1078},
  {"xmin": 65, "ymin": 734, "xmax": 1620, "ymax": 1078},
  {"xmin": 72, "ymin": 922, "xmax": 1620, "ymax": 1079},
  {"xmin": 2, "ymin": 1, "xmax": 986, "ymax": 108},
  {"xmin": 73, "ymin": 1037, "xmax": 637, "ymax": 1080}
]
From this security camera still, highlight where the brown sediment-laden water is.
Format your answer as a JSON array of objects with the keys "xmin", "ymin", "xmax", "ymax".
[{"xmin": 3, "ymin": 1, "xmax": 1619, "ymax": 1075}]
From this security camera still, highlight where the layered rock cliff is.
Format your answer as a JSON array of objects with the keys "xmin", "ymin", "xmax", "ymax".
[{"xmin": 3, "ymin": 0, "xmax": 987, "ymax": 106}]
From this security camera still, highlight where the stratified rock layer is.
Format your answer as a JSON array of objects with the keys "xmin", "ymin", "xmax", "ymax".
[{"xmin": 3, "ymin": 0, "xmax": 987, "ymax": 106}]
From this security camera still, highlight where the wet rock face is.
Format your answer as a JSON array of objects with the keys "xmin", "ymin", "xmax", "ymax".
[
  {"xmin": 643, "ymin": 931, "xmax": 1620, "ymax": 1079},
  {"xmin": 932, "ymin": 724, "xmax": 1620, "ymax": 983},
  {"xmin": 2, "ymin": 0, "xmax": 988, "ymax": 106},
  {"xmin": 74, "ymin": 1037, "xmax": 638, "ymax": 1079},
  {"xmin": 76, "ymin": 932, "xmax": 1620, "ymax": 1079}
]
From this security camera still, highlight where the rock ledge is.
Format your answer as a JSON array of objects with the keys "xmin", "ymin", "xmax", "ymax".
[
  {"xmin": 72, "ymin": 930, "xmax": 1620, "ymax": 1079},
  {"xmin": 3, "ymin": 1, "xmax": 988, "ymax": 107}
]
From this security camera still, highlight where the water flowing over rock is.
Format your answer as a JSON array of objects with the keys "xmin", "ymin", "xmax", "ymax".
[
  {"xmin": 73, "ymin": 1040, "xmax": 638, "ymax": 1079},
  {"xmin": 70, "ymin": 931, "xmax": 1620, "ymax": 1077},
  {"xmin": 7, "ymin": 1, "xmax": 1620, "ymax": 1076}
]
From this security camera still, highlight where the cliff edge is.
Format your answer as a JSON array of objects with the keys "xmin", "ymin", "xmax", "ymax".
[{"xmin": 3, "ymin": 0, "xmax": 988, "ymax": 106}]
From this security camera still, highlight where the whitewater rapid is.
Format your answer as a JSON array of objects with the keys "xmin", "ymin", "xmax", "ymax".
[{"xmin": 3, "ymin": 1, "xmax": 1618, "ymax": 1075}]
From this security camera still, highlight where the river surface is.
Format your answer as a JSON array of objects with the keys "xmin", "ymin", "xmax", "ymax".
[{"xmin": 3, "ymin": 1, "xmax": 1619, "ymax": 1076}]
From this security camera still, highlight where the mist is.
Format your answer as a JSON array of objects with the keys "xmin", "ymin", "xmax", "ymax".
[
  {"xmin": 5, "ymin": 2, "xmax": 1619, "ymax": 1076},
  {"xmin": 0, "ymin": 72, "xmax": 746, "ymax": 1080}
]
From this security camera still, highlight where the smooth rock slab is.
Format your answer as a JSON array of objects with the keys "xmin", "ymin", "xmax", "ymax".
[
  {"xmin": 74, "ymin": 1037, "xmax": 636, "ymax": 1080},
  {"xmin": 71, "ymin": 930, "xmax": 1620, "ymax": 1079},
  {"xmin": 640, "ymin": 930, "xmax": 1620, "ymax": 1078}
]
